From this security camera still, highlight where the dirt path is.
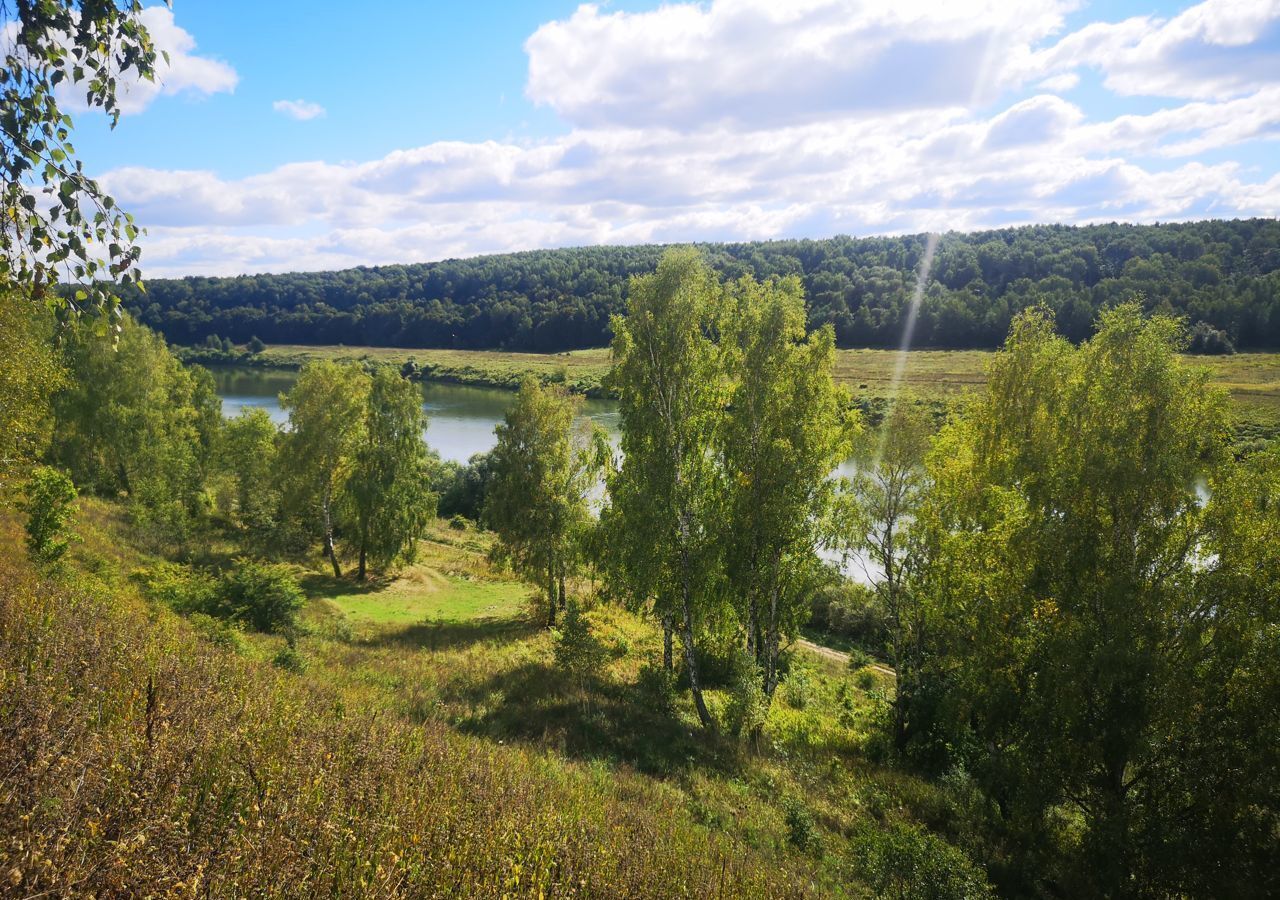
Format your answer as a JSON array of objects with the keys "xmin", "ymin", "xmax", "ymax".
[{"xmin": 796, "ymin": 638, "xmax": 896, "ymax": 678}]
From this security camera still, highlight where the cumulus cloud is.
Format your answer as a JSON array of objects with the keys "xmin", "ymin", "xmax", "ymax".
[
  {"xmin": 273, "ymin": 99, "xmax": 327, "ymax": 121},
  {"xmin": 1027, "ymin": 0, "xmax": 1280, "ymax": 100},
  {"xmin": 54, "ymin": 7, "xmax": 237, "ymax": 115},
  {"xmin": 86, "ymin": 0, "xmax": 1280, "ymax": 277},
  {"xmin": 525, "ymin": 0, "xmax": 1074, "ymax": 129}
]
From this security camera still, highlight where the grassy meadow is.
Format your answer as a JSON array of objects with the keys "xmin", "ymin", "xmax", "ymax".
[
  {"xmin": 0, "ymin": 498, "xmax": 970, "ymax": 898},
  {"xmin": 224, "ymin": 342, "xmax": 1280, "ymax": 437}
]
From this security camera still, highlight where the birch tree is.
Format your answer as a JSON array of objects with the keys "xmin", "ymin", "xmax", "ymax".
[
  {"xmin": 345, "ymin": 367, "xmax": 436, "ymax": 579},
  {"xmin": 486, "ymin": 376, "xmax": 603, "ymax": 626},
  {"xmin": 719, "ymin": 274, "xmax": 855, "ymax": 707},
  {"xmin": 605, "ymin": 249, "xmax": 724, "ymax": 729},
  {"xmin": 281, "ymin": 361, "xmax": 370, "ymax": 578}
]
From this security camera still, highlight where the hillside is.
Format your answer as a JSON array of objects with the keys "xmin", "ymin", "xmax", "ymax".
[
  {"xmin": 0, "ymin": 502, "xmax": 986, "ymax": 898},
  {"xmin": 125, "ymin": 219, "xmax": 1280, "ymax": 353}
]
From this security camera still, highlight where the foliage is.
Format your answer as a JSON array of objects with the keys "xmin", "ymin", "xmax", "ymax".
[
  {"xmin": 280, "ymin": 360, "xmax": 371, "ymax": 576},
  {"xmin": 487, "ymin": 376, "xmax": 601, "ymax": 626},
  {"xmin": 0, "ymin": 516, "xmax": 814, "ymax": 898},
  {"xmin": 908, "ymin": 303, "xmax": 1278, "ymax": 894},
  {"xmin": 0, "ymin": 293, "xmax": 63, "ymax": 487},
  {"xmin": 20, "ymin": 465, "xmax": 76, "ymax": 564},
  {"xmin": 850, "ymin": 401, "xmax": 934, "ymax": 750},
  {"xmin": 220, "ymin": 407, "xmax": 281, "ymax": 537},
  {"xmin": 2, "ymin": 0, "xmax": 155, "ymax": 315},
  {"xmin": 724, "ymin": 650, "xmax": 768, "ymax": 738},
  {"xmin": 719, "ymin": 272, "xmax": 856, "ymax": 704},
  {"xmin": 434, "ymin": 450, "xmax": 496, "ymax": 522},
  {"xmin": 783, "ymin": 795, "xmax": 822, "ymax": 857},
  {"xmin": 604, "ymin": 249, "xmax": 727, "ymax": 728},
  {"xmin": 806, "ymin": 574, "xmax": 888, "ymax": 655},
  {"xmin": 853, "ymin": 821, "xmax": 994, "ymax": 900},
  {"xmin": 212, "ymin": 558, "xmax": 304, "ymax": 635},
  {"xmin": 553, "ymin": 601, "xmax": 609, "ymax": 684},
  {"xmin": 131, "ymin": 559, "xmax": 217, "ymax": 614},
  {"xmin": 272, "ymin": 643, "xmax": 308, "ymax": 673},
  {"xmin": 344, "ymin": 367, "xmax": 436, "ymax": 578},
  {"xmin": 119, "ymin": 220, "xmax": 1280, "ymax": 353},
  {"xmin": 50, "ymin": 315, "xmax": 220, "ymax": 545}
]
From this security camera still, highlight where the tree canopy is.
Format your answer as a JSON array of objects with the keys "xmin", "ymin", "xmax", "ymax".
[{"xmin": 120, "ymin": 219, "xmax": 1280, "ymax": 352}]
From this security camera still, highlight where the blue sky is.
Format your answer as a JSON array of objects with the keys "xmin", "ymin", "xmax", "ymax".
[{"xmin": 54, "ymin": 0, "xmax": 1280, "ymax": 276}]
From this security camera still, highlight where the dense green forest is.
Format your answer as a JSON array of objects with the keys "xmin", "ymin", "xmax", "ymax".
[{"xmin": 123, "ymin": 219, "xmax": 1280, "ymax": 352}]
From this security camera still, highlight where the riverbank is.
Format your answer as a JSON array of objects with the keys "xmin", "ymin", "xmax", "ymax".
[{"xmin": 178, "ymin": 342, "xmax": 1280, "ymax": 448}]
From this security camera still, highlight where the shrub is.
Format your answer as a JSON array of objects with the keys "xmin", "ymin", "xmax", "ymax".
[
  {"xmin": 1187, "ymin": 321, "xmax": 1235, "ymax": 355},
  {"xmin": 448, "ymin": 514, "xmax": 468, "ymax": 531},
  {"xmin": 807, "ymin": 575, "xmax": 888, "ymax": 653},
  {"xmin": 554, "ymin": 602, "xmax": 608, "ymax": 683},
  {"xmin": 782, "ymin": 666, "xmax": 815, "ymax": 710},
  {"xmin": 132, "ymin": 562, "xmax": 217, "ymax": 614},
  {"xmin": 20, "ymin": 466, "xmax": 77, "ymax": 565},
  {"xmin": 188, "ymin": 612, "xmax": 247, "ymax": 654},
  {"xmin": 853, "ymin": 821, "xmax": 994, "ymax": 899},
  {"xmin": 724, "ymin": 651, "xmax": 768, "ymax": 738},
  {"xmin": 216, "ymin": 558, "xmax": 304, "ymax": 635},
  {"xmin": 783, "ymin": 795, "xmax": 822, "ymax": 857},
  {"xmin": 636, "ymin": 660, "xmax": 678, "ymax": 715},
  {"xmin": 247, "ymin": 335, "xmax": 266, "ymax": 354},
  {"xmin": 272, "ymin": 643, "xmax": 308, "ymax": 673},
  {"xmin": 846, "ymin": 647, "xmax": 873, "ymax": 671}
]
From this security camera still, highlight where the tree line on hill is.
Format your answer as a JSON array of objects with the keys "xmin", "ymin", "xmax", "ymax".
[{"xmin": 118, "ymin": 218, "xmax": 1280, "ymax": 353}]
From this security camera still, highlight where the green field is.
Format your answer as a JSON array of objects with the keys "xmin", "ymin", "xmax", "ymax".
[{"xmin": 235, "ymin": 342, "xmax": 1280, "ymax": 429}]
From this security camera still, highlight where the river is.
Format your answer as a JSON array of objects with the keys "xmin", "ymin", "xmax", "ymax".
[
  {"xmin": 212, "ymin": 365, "xmax": 871, "ymax": 581},
  {"xmin": 212, "ymin": 366, "xmax": 620, "ymax": 464}
]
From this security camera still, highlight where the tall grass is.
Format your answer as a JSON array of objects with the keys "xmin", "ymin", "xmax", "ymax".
[{"xmin": 0, "ymin": 514, "xmax": 820, "ymax": 897}]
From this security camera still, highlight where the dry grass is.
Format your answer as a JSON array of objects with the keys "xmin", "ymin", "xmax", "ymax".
[{"xmin": 0, "ymin": 511, "xmax": 833, "ymax": 898}]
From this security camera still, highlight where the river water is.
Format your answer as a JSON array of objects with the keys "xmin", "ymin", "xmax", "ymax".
[
  {"xmin": 212, "ymin": 365, "xmax": 871, "ymax": 581},
  {"xmin": 212, "ymin": 366, "xmax": 620, "ymax": 464}
]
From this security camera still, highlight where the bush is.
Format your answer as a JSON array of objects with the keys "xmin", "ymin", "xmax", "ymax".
[
  {"xmin": 781, "ymin": 666, "xmax": 815, "ymax": 710},
  {"xmin": 807, "ymin": 574, "xmax": 888, "ymax": 654},
  {"xmin": 554, "ymin": 602, "xmax": 608, "ymax": 683},
  {"xmin": 247, "ymin": 335, "xmax": 266, "ymax": 354},
  {"xmin": 272, "ymin": 643, "xmax": 308, "ymax": 673},
  {"xmin": 448, "ymin": 514, "xmax": 468, "ymax": 531},
  {"xmin": 853, "ymin": 821, "xmax": 994, "ymax": 899},
  {"xmin": 188, "ymin": 612, "xmax": 247, "ymax": 654},
  {"xmin": 1187, "ymin": 321, "xmax": 1235, "ymax": 355},
  {"xmin": 215, "ymin": 558, "xmax": 304, "ymax": 635},
  {"xmin": 131, "ymin": 562, "xmax": 217, "ymax": 613},
  {"xmin": 636, "ymin": 660, "xmax": 678, "ymax": 715},
  {"xmin": 20, "ymin": 466, "xmax": 78, "ymax": 565},
  {"xmin": 724, "ymin": 651, "xmax": 768, "ymax": 738},
  {"xmin": 783, "ymin": 795, "xmax": 822, "ymax": 857}
]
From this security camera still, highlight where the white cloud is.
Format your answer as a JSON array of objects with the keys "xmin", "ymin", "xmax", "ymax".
[
  {"xmin": 56, "ymin": 7, "xmax": 238, "ymax": 115},
  {"xmin": 273, "ymin": 99, "xmax": 327, "ymax": 121},
  {"xmin": 1027, "ymin": 0, "xmax": 1280, "ymax": 100},
  {"xmin": 83, "ymin": 0, "xmax": 1280, "ymax": 277},
  {"xmin": 1037, "ymin": 72, "xmax": 1080, "ymax": 92},
  {"xmin": 525, "ymin": 0, "xmax": 1075, "ymax": 129}
]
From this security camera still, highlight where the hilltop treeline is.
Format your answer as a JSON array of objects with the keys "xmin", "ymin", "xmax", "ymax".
[{"xmin": 124, "ymin": 219, "xmax": 1280, "ymax": 352}]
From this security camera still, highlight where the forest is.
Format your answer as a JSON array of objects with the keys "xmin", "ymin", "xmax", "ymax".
[{"xmin": 122, "ymin": 219, "xmax": 1280, "ymax": 353}]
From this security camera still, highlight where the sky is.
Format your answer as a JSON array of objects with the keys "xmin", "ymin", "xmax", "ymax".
[{"xmin": 52, "ymin": 0, "xmax": 1280, "ymax": 277}]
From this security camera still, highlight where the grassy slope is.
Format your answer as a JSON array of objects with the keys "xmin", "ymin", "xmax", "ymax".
[
  {"xmin": 1, "ymin": 502, "xmax": 982, "ymax": 897},
  {"xmin": 0, "ymin": 507, "xmax": 844, "ymax": 898},
  {"xmin": 237, "ymin": 343, "xmax": 1280, "ymax": 429}
]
